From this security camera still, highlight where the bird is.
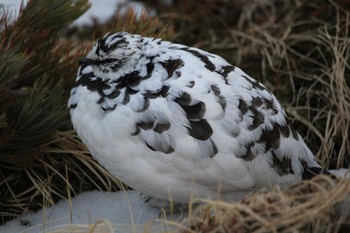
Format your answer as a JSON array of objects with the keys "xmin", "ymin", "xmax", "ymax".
[{"xmin": 68, "ymin": 32, "xmax": 327, "ymax": 208}]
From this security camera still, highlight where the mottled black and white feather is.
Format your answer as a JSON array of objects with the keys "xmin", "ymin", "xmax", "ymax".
[{"xmin": 68, "ymin": 32, "xmax": 323, "ymax": 206}]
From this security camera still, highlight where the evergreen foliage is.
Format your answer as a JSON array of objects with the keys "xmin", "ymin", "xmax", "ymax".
[
  {"xmin": 0, "ymin": 0, "xmax": 89, "ymax": 156},
  {"xmin": 0, "ymin": 0, "xmax": 93, "ymax": 224}
]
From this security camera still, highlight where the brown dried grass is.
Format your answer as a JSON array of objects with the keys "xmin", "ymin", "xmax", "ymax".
[{"xmin": 177, "ymin": 175, "xmax": 350, "ymax": 233}]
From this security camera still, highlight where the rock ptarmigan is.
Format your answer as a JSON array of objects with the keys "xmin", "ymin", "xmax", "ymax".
[{"xmin": 68, "ymin": 32, "xmax": 326, "ymax": 207}]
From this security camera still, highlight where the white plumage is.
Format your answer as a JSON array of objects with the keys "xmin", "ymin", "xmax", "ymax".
[{"xmin": 68, "ymin": 32, "xmax": 323, "ymax": 207}]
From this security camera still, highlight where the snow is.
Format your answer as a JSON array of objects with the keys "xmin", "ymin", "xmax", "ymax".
[
  {"xmin": 70, "ymin": 0, "xmax": 149, "ymax": 27},
  {"xmin": 330, "ymin": 168, "xmax": 350, "ymax": 177},
  {"xmin": 0, "ymin": 190, "xmax": 185, "ymax": 233},
  {"xmin": 0, "ymin": 0, "xmax": 24, "ymax": 12},
  {"xmin": 0, "ymin": 0, "xmax": 26, "ymax": 24},
  {"xmin": 0, "ymin": 0, "xmax": 149, "ymax": 27}
]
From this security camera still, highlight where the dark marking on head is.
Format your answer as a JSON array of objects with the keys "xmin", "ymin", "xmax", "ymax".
[
  {"xmin": 153, "ymin": 121, "xmax": 171, "ymax": 133},
  {"xmin": 76, "ymin": 73, "xmax": 110, "ymax": 91},
  {"xmin": 180, "ymin": 48, "xmax": 216, "ymax": 71},
  {"xmin": 80, "ymin": 57, "xmax": 123, "ymax": 70},
  {"xmin": 95, "ymin": 40, "xmax": 101, "ymax": 57},
  {"xmin": 180, "ymin": 102, "xmax": 206, "ymax": 119},
  {"xmin": 96, "ymin": 33, "xmax": 129, "ymax": 56},
  {"xmin": 78, "ymin": 64, "xmax": 92, "ymax": 75},
  {"xmin": 210, "ymin": 84, "xmax": 226, "ymax": 111},
  {"xmin": 258, "ymin": 123, "xmax": 281, "ymax": 152},
  {"xmin": 110, "ymin": 59, "xmax": 126, "ymax": 71},
  {"xmin": 187, "ymin": 119, "xmax": 213, "ymax": 140},
  {"xmin": 100, "ymin": 35, "xmax": 128, "ymax": 53},
  {"xmin": 143, "ymin": 85, "xmax": 169, "ymax": 99},
  {"xmin": 160, "ymin": 59, "xmax": 184, "ymax": 78}
]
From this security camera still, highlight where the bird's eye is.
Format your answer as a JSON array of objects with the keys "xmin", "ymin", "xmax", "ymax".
[{"xmin": 101, "ymin": 58, "xmax": 118, "ymax": 64}]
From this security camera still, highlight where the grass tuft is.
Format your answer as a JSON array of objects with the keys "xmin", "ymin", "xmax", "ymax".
[{"xmin": 177, "ymin": 176, "xmax": 350, "ymax": 233}]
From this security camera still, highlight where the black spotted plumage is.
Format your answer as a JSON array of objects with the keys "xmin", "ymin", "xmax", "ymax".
[
  {"xmin": 68, "ymin": 32, "xmax": 327, "ymax": 207},
  {"xmin": 160, "ymin": 59, "xmax": 184, "ymax": 78}
]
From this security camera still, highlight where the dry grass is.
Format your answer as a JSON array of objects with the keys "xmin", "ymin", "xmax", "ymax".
[
  {"xmin": 0, "ymin": 130, "xmax": 123, "ymax": 223},
  {"xmin": 43, "ymin": 219, "xmax": 115, "ymax": 233},
  {"xmin": 176, "ymin": 175, "xmax": 350, "ymax": 233}
]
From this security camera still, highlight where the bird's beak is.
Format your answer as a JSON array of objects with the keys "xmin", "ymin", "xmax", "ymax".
[{"xmin": 79, "ymin": 58, "xmax": 96, "ymax": 66}]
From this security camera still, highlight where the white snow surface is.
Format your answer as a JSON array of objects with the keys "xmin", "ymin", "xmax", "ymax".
[
  {"xmin": 70, "ymin": 0, "xmax": 148, "ymax": 27},
  {"xmin": 330, "ymin": 168, "xmax": 350, "ymax": 177},
  {"xmin": 0, "ymin": 0, "xmax": 26, "ymax": 24},
  {"xmin": 0, "ymin": 0, "xmax": 148, "ymax": 27},
  {"xmin": 0, "ymin": 0, "xmax": 24, "ymax": 12},
  {"xmin": 0, "ymin": 190, "xmax": 184, "ymax": 233}
]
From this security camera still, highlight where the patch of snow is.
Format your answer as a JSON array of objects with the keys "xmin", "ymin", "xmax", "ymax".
[
  {"xmin": 0, "ymin": 0, "xmax": 27, "ymax": 24},
  {"xmin": 329, "ymin": 168, "xmax": 350, "ymax": 177},
  {"xmin": 0, "ymin": 190, "xmax": 184, "ymax": 233},
  {"xmin": 71, "ymin": 0, "xmax": 149, "ymax": 27},
  {"xmin": 0, "ymin": 0, "xmax": 149, "ymax": 27}
]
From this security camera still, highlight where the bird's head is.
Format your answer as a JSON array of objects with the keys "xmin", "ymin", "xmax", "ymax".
[{"xmin": 80, "ymin": 32, "xmax": 151, "ymax": 80}]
